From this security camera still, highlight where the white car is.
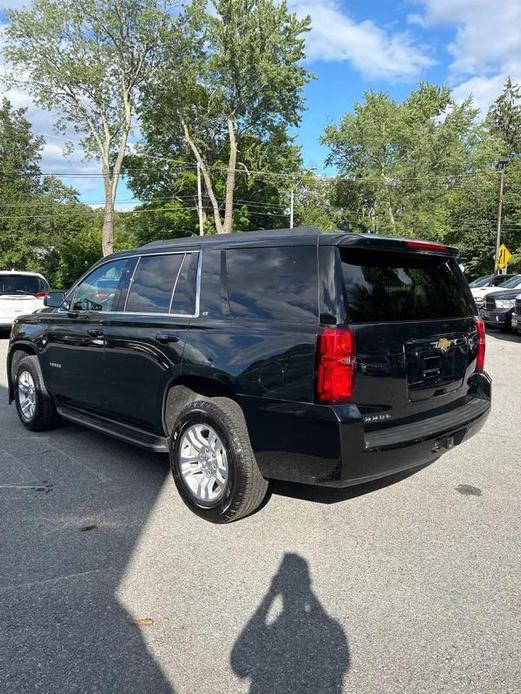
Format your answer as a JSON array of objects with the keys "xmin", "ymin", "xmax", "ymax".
[
  {"xmin": 471, "ymin": 274, "xmax": 521, "ymax": 309},
  {"xmin": 0, "ymin": 271, "xmax": 50, "ymax": 329}
]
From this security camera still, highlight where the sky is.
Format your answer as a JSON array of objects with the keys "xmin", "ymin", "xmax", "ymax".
[{"xmin": 1, "ymin": 0, "xmax": 520, "ymax": 208}]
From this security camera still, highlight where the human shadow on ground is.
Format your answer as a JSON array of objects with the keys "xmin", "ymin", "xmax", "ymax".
[
  {"xmin": 231, "ymin": 553, "xmax": 349, "ymax": 693},
  {"xmin": 0, "ymin": 378, "xmax": 174, "ymax": 693}
]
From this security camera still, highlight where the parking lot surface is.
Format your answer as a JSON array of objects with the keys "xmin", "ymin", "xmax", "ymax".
[{"xmin": 1, "ymin": 331, "xmax": 520, "ymax": 693}]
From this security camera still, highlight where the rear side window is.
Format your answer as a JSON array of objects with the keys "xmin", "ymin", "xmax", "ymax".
[
  {"xmin": 125, "ymin": 254, "xmax": 184, "ymax": 314},
  {"xmin": 170, "ymin": 252, "xmax": 199, "ymax": 315},
  {"xmin": 340, "ymin": 248, "xmax": 474, "ymax": 323},
  {"xmin": 0, "ymin": 274, "xmax": 47, "ymax": 295},
  {"xmin": 225, "ymin": 246, "xmax": 317, "ymax": 323}
]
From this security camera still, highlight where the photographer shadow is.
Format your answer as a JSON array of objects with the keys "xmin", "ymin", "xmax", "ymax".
[{"xmin": 231, "ymin": 553, "xmax": 349, "ymax": 693}]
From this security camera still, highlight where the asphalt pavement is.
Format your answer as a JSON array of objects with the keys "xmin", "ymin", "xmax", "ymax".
[{"xmin": 0, "ymin": 330, "xmax": 520, "ymax": 693}]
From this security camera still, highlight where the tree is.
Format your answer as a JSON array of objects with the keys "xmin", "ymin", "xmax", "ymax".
[
  {"xmin": 488, "ymin": 77, "xmax": 521, "ymax": 158},
  {"xmin": 0, "ymin": 97, "xmax": 104, "ymax": 287},
  {"xmin": 141, "ymin": 0, "xmax": 311, "ymax": 234},
  {"xmin": 124, "ymin": 128, "xmax": 302, "ymax": 238},
  {"xmin": 322, "ymin": 84, "xmax": 482, "ymax": 239},
  {"xmin": 5, "ymin": 0, "xmax": 172, "ymax": 256}
]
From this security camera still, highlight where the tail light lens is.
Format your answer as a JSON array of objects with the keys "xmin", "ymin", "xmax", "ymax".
[
  {"xmin": 315, "ymin": 327, "xmax": 356, "ymax": 403},
  {"xmin": 34, "ymin": 291, "xmax": 48, "ymax": 299},
  {"xmin": 475, "ymin": 318, "xmax": 486, "ymax": 372}
]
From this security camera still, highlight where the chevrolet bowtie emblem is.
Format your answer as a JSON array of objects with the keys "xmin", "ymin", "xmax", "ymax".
[{"xmin": 436, "ymin": 337, "xmax": 451, "ymax": 352}]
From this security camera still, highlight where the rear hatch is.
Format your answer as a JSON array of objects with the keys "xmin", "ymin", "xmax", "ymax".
[
  {"xmin": 338, "ymin": 242, "xmax": 481, "ymax": 430},
  {"xmin": 0, "ymin": 274, "xmax": 48, "ymax": 320}
]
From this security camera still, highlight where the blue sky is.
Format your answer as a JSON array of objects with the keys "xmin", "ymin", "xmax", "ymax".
[{"xmin": 1, "ymin": 0, "xmax": 520, "ymax": 206}]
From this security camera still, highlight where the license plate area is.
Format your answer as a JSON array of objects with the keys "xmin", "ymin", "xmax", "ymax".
[{"xmin": 405, "ymin": 334, "xmax": 467, "ymax": 402}]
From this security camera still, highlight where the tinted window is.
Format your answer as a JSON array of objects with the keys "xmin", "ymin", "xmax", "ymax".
[
  {"xmin": 72, "ymin": 259, "xmax": 128, "ymax": 312},
  {"xmin": 340, "ymin": 249, "xmax": 474, "ymax": 323},
  {"xmin": 170, "ymin": 252, "xmax": 198, "ymax": 315},
  {"xmin": 491, "ymin": 275, "xmax": 512, "ymax": 286},
  {"xmin": 225, "ymin": 246, "xmax": 317, "ymax": 323},
  {"xmin": 469, "ymin": 276, "xmax": 491, "ymax": 288},
  {"xmin": 0, "ymin": 274, "xmax": 47, "ymax": 295},
  {"xmin": 125, "ymin": 254, "xmax": 184, "ymax": 314},
  {"xmin": 500, "ymin": 275, "xmax": 521, "ymax": 289}
]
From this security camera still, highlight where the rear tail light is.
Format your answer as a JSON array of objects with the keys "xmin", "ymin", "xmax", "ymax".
[
  {"xmin": 405, "ymin": 240, "xmax": 447, "ymax": 252},
  {"xmin": 315, "ymin": 327, "xmax": 356, "ymax": 403},
  {"xmin": 34, "ymin": 292, "xmax": 48, "ymax": 299},
  {"xmin": 475, "ymin": 318, "xmax": 486, "ymax": 372}
]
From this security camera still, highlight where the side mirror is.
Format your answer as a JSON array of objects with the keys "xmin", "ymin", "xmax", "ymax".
[{"xmin": 44, "ymin": 291, "xmax": 66, "ymax": 308}]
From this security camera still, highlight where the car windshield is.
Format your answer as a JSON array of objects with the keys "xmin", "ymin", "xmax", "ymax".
[
  {"xmin": 0, "ymin": 274, "xmax": 44, "ymax": 295},
  {"xmin": 499, "ymin": 276, "xmax": 521, "ymax": 289},
  {"xmin": 469, "ymin": 276, "xmax": 492, "ymax": 288}
]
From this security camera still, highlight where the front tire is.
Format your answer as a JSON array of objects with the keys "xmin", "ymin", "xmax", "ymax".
[
  {"xmin": 170, "ymin": 397, "xmax": 268, "ymax": 523},
  {"xmin": 14, "ymin": 355, "xmax": 59, "ymax": 431}
]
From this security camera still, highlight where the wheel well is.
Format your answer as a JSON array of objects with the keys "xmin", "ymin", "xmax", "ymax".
[{"xmin": 163, "ymin": 376, "xmax": 239, "ymax": 437}]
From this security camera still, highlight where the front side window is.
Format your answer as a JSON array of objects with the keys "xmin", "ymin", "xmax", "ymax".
[
  {"xmin": 125, "ymin": 253, "xmax": 184, "ymax": 314},
  {"xmin": 72, "ymin": 259, "xmax": 129, "ymax": 312}
]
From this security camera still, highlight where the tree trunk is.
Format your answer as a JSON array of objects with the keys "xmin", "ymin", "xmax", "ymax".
[
  {"xmin": 102, "ymin": 175, "xmax": 114, "ymax": 256},
  {"xmin": 223, "ymin": 118, "xmax": 237, "ymax": 234},
  {"xmin": 181, "ymin": 119, "xmax": 224, "ymax": 234}
]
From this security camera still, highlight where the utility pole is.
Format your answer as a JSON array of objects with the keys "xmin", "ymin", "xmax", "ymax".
[
  {"xmin": 197, "ymin": 161, "xmax": 204, "ymax": 236},
  {"xmin": 495, "ymin": 157, "xmax": 509, "ymax": 272},
  {"xmin": 289, "ymin": 190, "xmax": 294, "ymax": 229}
]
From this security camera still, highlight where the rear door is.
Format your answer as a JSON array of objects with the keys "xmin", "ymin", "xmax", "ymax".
[
  {"xmin": 102, "ymin": 251, "xmax": 199, "ymax": 433},
  {"xmin": 338, "ymin": 246, "xmax": 479, "ymax": 424}
]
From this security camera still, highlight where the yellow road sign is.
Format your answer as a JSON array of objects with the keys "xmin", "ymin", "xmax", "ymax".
[{"xmin": 497, "ymin": 243, "xmax": 512, "ymax": 270}]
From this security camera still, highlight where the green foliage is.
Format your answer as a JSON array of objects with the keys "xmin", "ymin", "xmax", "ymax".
[
  {"xmin": 488, "ymin": 77, "xmax": 521, "ymax": 158},
  {"xmin": 138, "ymin": 0, "xmax": 311, "ymax": 232},
  {"xmin": 0, "ymin": 98, "xmax": 103, "ymax": 288},
  {"xmin": 4, "ymin": 0, "xmax": 174, "ymax": 254}
]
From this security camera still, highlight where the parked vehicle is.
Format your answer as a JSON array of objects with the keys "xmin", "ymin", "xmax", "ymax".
[
  {"xmin": 479, "ymin": 288, "xmax": 521, "ymax": 330},
  {"xmin": 7, "ymin": 228, "xmax": 491, "ymax": 522},
  {"xmin": 0, "ymin": 271, "xmax": 50, "ymax": 329},
  {"xmin": 470, "ymin": 274, "xmax": 519, "ymax": 308},
  {"xmin": 511, "ymin": 295, "xmax": 521, "ymax": 334}
]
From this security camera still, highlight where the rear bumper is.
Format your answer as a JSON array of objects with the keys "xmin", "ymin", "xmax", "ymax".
[{"xmin": 242, "ymin": 372, "xmax": 491, "ymax": 487}]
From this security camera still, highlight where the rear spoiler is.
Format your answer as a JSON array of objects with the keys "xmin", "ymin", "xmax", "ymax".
[{"xmin": 337, "ymin": 234, "xmax": 459, "ymax": 257}]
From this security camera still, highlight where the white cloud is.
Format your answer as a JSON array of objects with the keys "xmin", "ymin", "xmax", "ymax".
[
  {"xmin": 289, "ymin": 0, "xmax": 434, "ymax": 80},
  {"xmin": 414, "ymin": 0, "xmax": 521, "ymax": 111},
  {"xmin": 420, "ymin": 0, "xmax": 521, "ymax": 76}
]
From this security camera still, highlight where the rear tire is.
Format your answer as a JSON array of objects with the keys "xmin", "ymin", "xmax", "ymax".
[
  {"xmin": 14, "ymin": 355, "xmax": 59, "ymax": 431},
  {"xmin": 170, "ymin": 397, "xmax": 268, "ymax": 523}
]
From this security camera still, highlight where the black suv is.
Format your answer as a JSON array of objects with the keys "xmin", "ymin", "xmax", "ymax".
[{"xmin": 7, "ymin": 228, "xmax": 491, "ymax": 522}]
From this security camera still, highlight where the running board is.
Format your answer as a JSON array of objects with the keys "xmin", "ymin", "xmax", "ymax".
[{"xmin": 57, "ymin": 405, "xmax": 169, "ymax": 453}]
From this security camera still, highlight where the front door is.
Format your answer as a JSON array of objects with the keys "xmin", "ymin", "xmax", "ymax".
[{"xmin": 40, "ymin": 257, "xmax": 132, "ymax": 414}]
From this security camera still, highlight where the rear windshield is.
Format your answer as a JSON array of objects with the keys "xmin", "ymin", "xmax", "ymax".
[
  {"xmin": 340, "ymin": 249, "xmax": 474, "ymax": 323},
  {"xmin": 0, "ymin": 274, "xmax": 47, "ymax": 295}
]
